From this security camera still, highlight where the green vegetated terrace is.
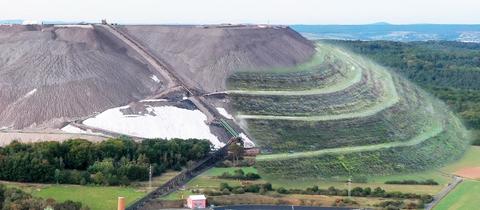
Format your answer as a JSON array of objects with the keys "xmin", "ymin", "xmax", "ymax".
[
  {"xmin": 226, "ymin": 42, "xmax": 471, "ymax": 178},
  {"xmin": 231, "ymin": 67, "xmax": 384, "ymax": 117},
  {"xmin": 237, "ymin": 76, "xmax": 441, "ymax": 152},
  {"xmin": 227, "ymin": 44, "xmax": 360, "ymax": 92},
  {"xmin": 255, "ymin": 114, "xmax": 469, "ymax": 178},
  {"xmin": 327, "ymin": 40, "xmax": 480, "ymax": 139}
]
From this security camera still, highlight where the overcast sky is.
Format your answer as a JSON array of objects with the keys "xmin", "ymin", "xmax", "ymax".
[{"xmin": 1, "ymin": 0, "xmax": 479, "ymax": 24}]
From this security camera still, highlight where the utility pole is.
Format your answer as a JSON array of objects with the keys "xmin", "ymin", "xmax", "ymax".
[
  {"xmin": 149, "ymin": 164, "xmax": 152, "ymax": 191},
  {"xmin": 347, "ymin": 177, "xmax": 352, "ymax": 198}
]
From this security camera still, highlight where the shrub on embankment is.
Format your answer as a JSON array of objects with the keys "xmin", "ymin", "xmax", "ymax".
[
  {"xmin": 255, "ymin": 118, "xmax": 470, "ymax": 178},
  {"xmin": 209, "ymin": 183, "xmax": 432, "ymax": 209},
  {"xmin": 217, "ymin": 169, "xmax": 261, "ymax": 180},
  {"xmin": 385, "ymin": 179, "xmax": 439, "ymax": 185},
  {"xmin": 231, "ymin": 43, "xmax": 471, "ymax": 178},
  {"xmin": 0, "ymin": 138, "xmax": 211, "ymax": 185}
]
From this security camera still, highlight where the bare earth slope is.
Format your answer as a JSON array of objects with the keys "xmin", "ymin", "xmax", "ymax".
[
  {"xmin": 0, "ymin": 25, "xmax": 165, "ymax": 129},
  {"xmin": 118, "ymin": 25, "xmax": 316, "ymax": 92}
]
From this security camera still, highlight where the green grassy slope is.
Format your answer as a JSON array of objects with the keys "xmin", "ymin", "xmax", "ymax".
[
  {"xmin": 227, "ymin": 42, "xmax": 471, "ymax": 177},
  {"xmin": 33, "ymin": 185, "xmax": 144, "ymax": 210},
  {"xmin": 327, "ymin": 40, "xmax": 480, "ymax": 131}
]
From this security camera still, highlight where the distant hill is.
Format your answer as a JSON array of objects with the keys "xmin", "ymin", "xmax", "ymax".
[
  {"xmin": 0, "ymin": 20, "xmax": 23, "ymax": 24},
  {"xmin": 0, "ymin": 19, "xmax": 83, "ymax": 25},
  {"xmin": 291, "ymin": 24, "xmax": 480, "ymax": 43}
]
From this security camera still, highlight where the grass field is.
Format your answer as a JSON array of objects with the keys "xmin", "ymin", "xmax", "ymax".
[
  {"xmin": 1, "ymin": 171, "xmax": 179, "ymax": 210},
  {"xmin": 434, "ymin": 180, "xmax": 480, "ymax": 210},
  {"xmin": 33, "ymin": 185, "xmax": 145, "ymax": 210},
  {"xmin": 0, "ymin": 183, "xmax": 145, "ymax": 210}
]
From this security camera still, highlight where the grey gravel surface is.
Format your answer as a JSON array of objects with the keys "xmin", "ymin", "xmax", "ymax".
[
  {"xmin": 0, "ymin": 25, "xmax": 165, "ymax": 129},
  {"xmin": 0, "ymin": 24, "xmax": 315, "ymax": 130},
  {"xmin": 119, "ymin": 25, "xmax": 316, "ymax": 92}
]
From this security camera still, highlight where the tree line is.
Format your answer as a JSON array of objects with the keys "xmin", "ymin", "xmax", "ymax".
[
  {"xmin": 0, "ymin": 137, "xmax": 211, "ymax": 185},
  {"xmin": 328, "ymin": 40, "xmax": 480, "ymax": 144}
]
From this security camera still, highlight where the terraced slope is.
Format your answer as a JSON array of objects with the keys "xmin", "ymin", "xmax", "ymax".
[{"xmin": 227, "ymin": 42, "xmax": 471, "ymax": 177}]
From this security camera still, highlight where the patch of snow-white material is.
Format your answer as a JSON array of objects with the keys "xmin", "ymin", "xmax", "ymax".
[
  {"xmin": 22, "ymin": 20, "xmax": 40, "ymax": 25},
  {"xmin": 189, "ymin": 195, "xmax": 206, "ymax": 200},
  {"xmin": 216, "ymin": 107, "xmax": 233, "ymax": 119},
  {"xmin": 24, "ymin": 89, "xmax": 37, "ymax": 98},
  {"xmin": 61, "ymin": 124, "xmax": 87, "ymax": 133},
  {"xmin": 151, "ymin": 75, "xmax": 161, "ymax": 83},
  {"xmin": 239, "ymin": 133, "xmax": 255, "ymax": 148},
  {"xmin": 54, "ymin": 25, "xmax": 94, "ymax": 29},
  {"xmin": 83, "ymin": 106, "xmax": 224, "ymax": 148},
  {"xmin": 61, "ymin": 124, "xmax": 105, "ymax": 136},
  {"xmin": 139, "ymin": 99, "xmax": 168, "ymax": 103}
]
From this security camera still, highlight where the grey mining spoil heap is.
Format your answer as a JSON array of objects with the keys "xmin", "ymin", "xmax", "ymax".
[{"xmin": 0, "ymin": 24, "xmax": 471, "ymax": 177}]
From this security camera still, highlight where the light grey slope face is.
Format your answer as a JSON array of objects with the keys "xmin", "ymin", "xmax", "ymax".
[
  {"xmin": 0, "ymin": 25, "xmax": 164, "ymax": 129},
  {"xmin": 118, "ymin": 25, "xmax": 316, "ymax": 92}
]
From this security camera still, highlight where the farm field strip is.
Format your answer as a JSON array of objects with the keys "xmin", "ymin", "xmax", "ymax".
[
  {"xmin": 433, "ymin": 180, "xmax": 480, "ymax": 210},
  {"xmin": 256, "ymin": 119, "xmax": 443, "ymax": 161}
]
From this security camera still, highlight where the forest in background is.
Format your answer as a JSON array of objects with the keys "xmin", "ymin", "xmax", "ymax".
[{"xmin": 329, "ymin": 40, "xmax": 480, "ymax": 145}]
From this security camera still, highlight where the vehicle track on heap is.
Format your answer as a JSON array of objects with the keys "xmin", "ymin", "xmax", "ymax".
[
  {"xmin": 96, "ymin": 25, "xmax": 179, "ymax": 90},
  {"xmin": 98, "ymin": 24, "xmax": 244, "ymax": 136},
  {"xmin": 99, "ymin": 24, "xmax": 252, "ymax": 210}
]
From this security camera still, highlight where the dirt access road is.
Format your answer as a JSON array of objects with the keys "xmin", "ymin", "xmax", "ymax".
[{"xmin": 99, "ymin": 24, "xmax": 243, "ymax": 133}]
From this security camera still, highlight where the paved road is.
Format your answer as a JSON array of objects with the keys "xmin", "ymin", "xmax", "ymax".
[{"xmin": 425, "ymin": 176, "xmax": 463, "ymax": 210}]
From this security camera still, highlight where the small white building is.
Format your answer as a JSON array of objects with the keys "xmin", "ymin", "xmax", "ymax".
[{"xmin": 187, "ymin": 195, "xmax": 206, "ymax": 209}]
